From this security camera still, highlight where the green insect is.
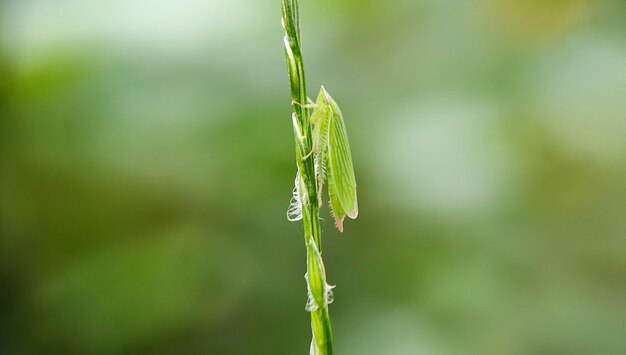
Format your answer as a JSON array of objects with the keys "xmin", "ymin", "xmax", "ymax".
[{"xmin": 288, "ymin": 86, "xmax": 358, "ymax": 232}]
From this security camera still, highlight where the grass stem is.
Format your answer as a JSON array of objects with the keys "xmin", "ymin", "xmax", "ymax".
[{"xmin": 281, "ymin": 1, "xmax": 334, "ymax": 353}]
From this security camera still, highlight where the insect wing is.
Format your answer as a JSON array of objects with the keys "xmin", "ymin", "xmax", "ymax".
[
  {"xmin": 325, "ymin": 90, "xmax": 358, "ymax": 230},
  {"xmin": 311, "ymin": 88, "xmax": 331, "ymax": 204},
  {"xmin": 311, "ymin": 88, "xmax": 330, "ymax": 128}
]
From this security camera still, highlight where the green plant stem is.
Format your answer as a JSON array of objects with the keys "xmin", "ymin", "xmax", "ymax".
[{"xmin": 281, "ymin": 0, "xmax": 333, "ymax": 354}]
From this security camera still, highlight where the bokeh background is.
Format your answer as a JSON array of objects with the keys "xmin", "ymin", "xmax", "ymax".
[{"xmin": 2, "ymin": 0, "xmax": 626, "ymax": 354}]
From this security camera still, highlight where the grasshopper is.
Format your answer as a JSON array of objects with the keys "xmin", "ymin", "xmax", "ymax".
[{"xmin": 288, "ymin": 86, "xmax": 358, "ymax": 232}]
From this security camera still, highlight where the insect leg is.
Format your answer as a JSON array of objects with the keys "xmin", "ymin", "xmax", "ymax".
[{"xmin": 292, "ymin": 99, "xmax": 318, "ymax": 109}]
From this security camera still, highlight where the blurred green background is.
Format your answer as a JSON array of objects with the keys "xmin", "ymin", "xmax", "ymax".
[{"xmin": 2, "ymin": 0, "xmax": 626, "ymax": 354}]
